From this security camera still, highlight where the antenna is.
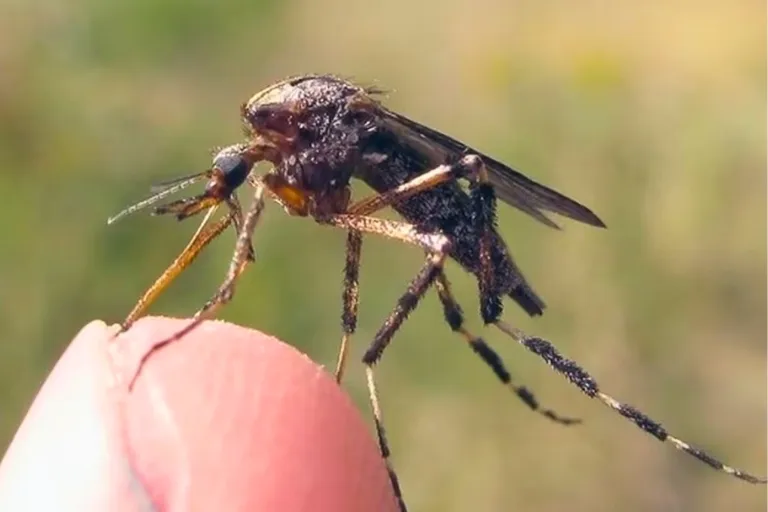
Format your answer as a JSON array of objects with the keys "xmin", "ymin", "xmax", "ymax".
[{"xmin": 107, "ymin": 171, "xmax": 210, "ymax": 225}]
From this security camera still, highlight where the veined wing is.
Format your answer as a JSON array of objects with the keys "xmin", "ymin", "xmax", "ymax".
[{"xmin": 376, "ymin": 106, "xmax": 606, "ymax": 229}]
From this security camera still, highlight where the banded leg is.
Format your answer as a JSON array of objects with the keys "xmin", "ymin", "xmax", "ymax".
[
  {"xmin": 366, "ymin": 365, "xmax": 406, "ymax": 512},
  {"xmin": 434, "ymin": 271, "xmax": 579, "ymax": 425},
  {"xmin": 335, "ymin": 230, "xmax": 362, "ymax": 383},
  {"xmin": 367, "ymin": 252, "xmax": 447, "ymax": 512},
  {"xmin": 129, "ymin": 183, "xmax": 267, "ymax": 387},
  {"xmin": 321, "ymin": 214, "xmax": 452, "ymax": 512},
  {"xmin": 493, "ymin": 320, "xmax": 766, "ymax": 484}
]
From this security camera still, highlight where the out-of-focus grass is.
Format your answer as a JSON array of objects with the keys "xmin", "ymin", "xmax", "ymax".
[{"xmin": 0, "ymin": 1, "xmax": 764, "ymax": 511}]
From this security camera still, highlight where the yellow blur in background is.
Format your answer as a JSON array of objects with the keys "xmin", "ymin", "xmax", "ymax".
[{"xmin": 0, "ymin": 1, "xmax": 765, "ymax": 510}]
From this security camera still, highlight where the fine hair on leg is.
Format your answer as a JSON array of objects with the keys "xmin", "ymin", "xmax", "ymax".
[
  {"xmin": 320, "ymin": 213, "xmax": 454, "ymax": 512},
  {"xmin": 493, "ymin": 319, "xmax": 766, "ymax": 484},
  {"xmin": 336, "ymin": 229, "xmax": 362, "ymax": 382},
  {"xmin": 120, "ymin": 205, "xmax": 230, "ymax": 331},
  {"xmin": 434, "ymin": 271, "xmax": 579, "ymax": 425},
  {"xmin": 129, "ymin": 183, "xmax": 267, "ymax": 387}
]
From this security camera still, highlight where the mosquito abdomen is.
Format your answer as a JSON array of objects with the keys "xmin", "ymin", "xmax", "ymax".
[{"xmin": 356, "ymin": 145, "xmax": 546, "ymax": 318}]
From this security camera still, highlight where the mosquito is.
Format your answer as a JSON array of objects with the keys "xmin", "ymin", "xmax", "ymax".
[{"xmin": 108, "ymin": 74, "xmax": 766, "ymax": 511}]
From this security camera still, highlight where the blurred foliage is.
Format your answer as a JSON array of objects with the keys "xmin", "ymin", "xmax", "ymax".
[{"xmin": 0, "ymin": 0, "xmax": 765, "ymax": 510}]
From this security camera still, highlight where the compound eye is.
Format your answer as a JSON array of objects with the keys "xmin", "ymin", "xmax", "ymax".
[
  {"xmin": 212, "ymin": 145, "xmax": 244, "ymax": 172},
  {"xmin": 212, "ymin": 144, "xmax": 251, "ymax": 189}
]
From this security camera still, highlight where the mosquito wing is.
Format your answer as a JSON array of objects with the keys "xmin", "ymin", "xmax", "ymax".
[{"xmin": 375, "ymin": 106, "xmax": 606, "ymax": 229}]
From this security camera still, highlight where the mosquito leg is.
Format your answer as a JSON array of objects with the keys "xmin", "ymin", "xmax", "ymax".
[
  {"xmin": 361, "ymin": 252, "xmax": 445, "ymax": 512},
  {"xmin": 121, "ymin": 194, "xmax": 250, "ymax": 332},
  {"xmin": 129, "ymin": 184, "xmax": 266, "ymax": 387},
  {"xmin": 366, "ymin": 365, "xmax": 407, "ymax": 512},
  {"xmin": 191, "ymin": 183, "xmax": 266, "ymax": 321},
  {"xmin": 320, "ymin": 214, "xmax": 451, "ymax": 361},
  {"xmin": 493, "ymin": 319, "xmax": 766, "ymax": 484},
  {"xmin": 364, "ymin": 251, "xmax": 447, "ymax": 512},
  {"xmin": 227, "ymin": 194, "xmax": 255, "ymax": 262},
  {"xmin": 433, "ymin": 271, "xmax": 579, "ymax": 425},
  {"xmin": 347, "ymin": 155, "xmax": 483, "ymax": 216},
  {"xmin": 335, "ymin": 230, "xmax": 362, "ymax": 383},
  {"xmin": 465, "ymin": 156, "xmax": 504, "ymax": 325},
  {"xmin": 121, "ymin": 206, "xmax": 232, "ymax": 331},
  {"xmin": 320, "ymin": 214, "xmax": 452, "ymax": 512}
]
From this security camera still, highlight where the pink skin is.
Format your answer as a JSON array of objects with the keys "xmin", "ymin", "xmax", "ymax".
[{"xmin": 0, "ymin": 317, "xmax": 399, "ymax": 512}]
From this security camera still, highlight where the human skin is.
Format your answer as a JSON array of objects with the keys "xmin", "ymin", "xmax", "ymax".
[{"xmin": 0, "ymin": 317, "xmax": 399, "ymax": 512}]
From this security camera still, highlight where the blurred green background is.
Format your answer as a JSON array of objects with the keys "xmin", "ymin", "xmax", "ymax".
[{"xmin": 0, "ymin": 0, "xmax": 765, "ymax": 510}]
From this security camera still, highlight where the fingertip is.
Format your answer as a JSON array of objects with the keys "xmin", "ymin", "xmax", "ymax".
[
  {"xmin": 0, "ymin": 318, "xmax": 400, "ymax": 512},
  {"xmin": 113, "ymin": 317, "xmax": 399, "ymax": 512},
  {"xmin": 0, "ymin": 319, "xmax": 152, "ymax": 512}
]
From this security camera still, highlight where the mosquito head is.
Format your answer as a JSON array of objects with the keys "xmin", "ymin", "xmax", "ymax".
[
  {"xmin": 152, "ymin": 143, "xmax": 257, "ymax": 221},
  {"xmin": 107, "ymin": 144, "xmax": 259, "ymax": 225},
  {"xmin": 207, "ymin": 143, "xmax": 252, "ymax": 193}
]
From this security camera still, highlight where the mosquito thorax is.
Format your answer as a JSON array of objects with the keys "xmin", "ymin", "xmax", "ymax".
[{"xmin": 240, "ymin": 78, "xmax": 373, "ymax": 197}]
